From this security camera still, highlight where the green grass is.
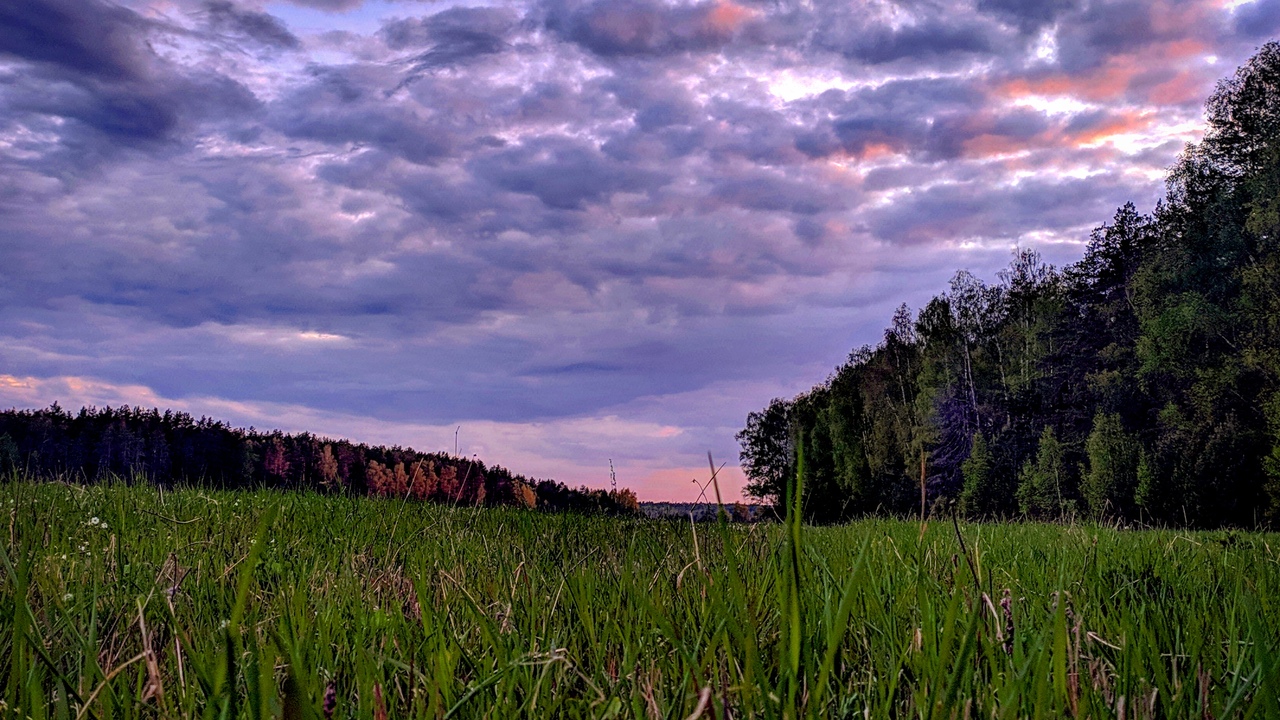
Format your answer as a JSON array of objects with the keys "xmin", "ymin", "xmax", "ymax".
[{"xmin": 2, "ymin": 476, "xmax": 1279, "ymax": 718}]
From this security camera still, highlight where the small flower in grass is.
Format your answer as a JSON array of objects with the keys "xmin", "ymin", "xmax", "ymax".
[
  {"xmin": 63, "ymin": 593, "xmax": 73, "ymax": 603},
  {"xmin": 323, "ymin": 683, "xmax": 337, "ymax": 720},
  {"xmin": 89, "ymin": 516, "xmax": 100, "ymax": 526}
]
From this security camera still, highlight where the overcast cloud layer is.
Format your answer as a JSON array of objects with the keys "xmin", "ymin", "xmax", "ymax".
[{"xmin": 1, "ymin": 0, "xmax": 1276, "ymax": 499}]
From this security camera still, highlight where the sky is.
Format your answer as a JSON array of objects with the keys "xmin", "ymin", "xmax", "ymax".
[{"xmin": 1, "ymin": 0, "xmax": 1277, "ymax": 501}]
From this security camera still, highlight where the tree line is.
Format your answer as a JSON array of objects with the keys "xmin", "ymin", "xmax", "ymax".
[
  {"xmin": 0, "ymin": 404, "xmax": 640, "ymax": 515},
  {"xmin": 738, "ymin": 43, "xmax": 1280, "ymax": 528}
]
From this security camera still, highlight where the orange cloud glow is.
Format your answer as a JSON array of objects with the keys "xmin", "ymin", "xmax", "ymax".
[
  {"xmin": 998, "ymin": 57, "xmax": 1142, "ymax": 103},
  {"xmin": 962, "ymin": 132, "xmax": 1045, "ymax": 158},
  {"xmin": 1158, "ymin": 38, "xmax": 1210, "ymax": 61},
  {"xmin": 1148, "ymin": 69, "xmax": 1207, "ymax": 105},
  {"xmin": 1070, "ymin": 110, "xmax": 1156, "ymax": 145},
  {"xmin": 705, "ymin": 0, "xmax": 754, "ymax": 32}
]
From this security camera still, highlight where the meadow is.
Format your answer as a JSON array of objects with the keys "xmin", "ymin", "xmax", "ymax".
[{"xmin": 3, "ymin": 477, "xmax": 1279, "ymax": 719}]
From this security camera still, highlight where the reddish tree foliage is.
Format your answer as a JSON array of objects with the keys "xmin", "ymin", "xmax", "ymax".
[
  {"xmin": 263, "ymin": 437, "xmax": 290, "ymax": 480},
  {"xmin": 436, "ymin": 465, "xmax": 459, "ymax": 502}
]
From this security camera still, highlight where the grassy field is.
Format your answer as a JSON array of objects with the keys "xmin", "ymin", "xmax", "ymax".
[{"xmin": 3, "ymin": 478, "xmax": 1279, "ymax": 719}]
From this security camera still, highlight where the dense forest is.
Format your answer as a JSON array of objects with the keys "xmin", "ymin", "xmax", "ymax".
[
  {"xmin": 0, "ymin": 404, "xmax": 641, "ymax": 515},
  {"xmin": 738, "ymin": 43, "xmax": 1280, "ymax": 529}
]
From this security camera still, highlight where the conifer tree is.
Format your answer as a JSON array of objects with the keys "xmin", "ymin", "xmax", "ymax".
[
  {"xmin": 959, "ymin": 432, "xmax": 993, "ymax": 517},
  {"xmin": 1017, "ymin": 426, "xmax": 1069, "ymax": 520},
  {"xmin": 1082, "ymin": 413, "xmax": 1139, "ymax": 519}
]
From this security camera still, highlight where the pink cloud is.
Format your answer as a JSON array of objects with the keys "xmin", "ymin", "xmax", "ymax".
[
  {"xmin": 703, "ymin": 0, "xmax": 755, "ymax": 34},
  {"xmin": 996, "ymin": 57, "xmax": 1144, "ymax": 103}
]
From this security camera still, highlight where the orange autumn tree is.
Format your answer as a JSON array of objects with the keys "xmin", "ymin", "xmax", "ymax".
[
  {"xmin": 319, "ymin": 444, "xmax": 340, "ymax": 489},
  {"xmin": 408, "ymin": 460, "xmax": 438, "ymax": 500},
  {"xmin": 366, "ymin": 460, "xmax": 411, "ymax": 497}
]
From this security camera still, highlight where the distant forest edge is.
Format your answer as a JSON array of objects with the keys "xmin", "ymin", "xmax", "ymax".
[
  {"xmin": 738, "ymin": 43, "xmax": 1280, "ymax": 529},
  {"xmin": 0, "ymin": 404, "xmax": 641, "ymax": 515}
]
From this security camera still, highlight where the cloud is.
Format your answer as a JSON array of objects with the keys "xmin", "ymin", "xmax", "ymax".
[
  {"xmin": 470, "ymin": 135, "xmax": 670, "ymax": 209},
  {"xmin": 382, "ymin": 6, "xmax": 516, "ymax": 50},
  {"xmin": 977, "ymin": 0, "xmax": 1082, "ymax": 31},
  {"xmin": 796, "ymin": 76, "xmax": 991, "ymax": 161},
  {"xmin": 0, "ymin": 0, "xmax": 260, "ymax": 158},
  {"xmin": 1232, "ymin": 0, "xmax": 1280, "ymax": 39},
  {"xmin": 278, "ymin": 0, "xmax": 366, "ymax": 12},
  {"xmin": 820, "ymin": 16, "xmax": 1005, "ymax": 65},
  {"xmin": 546, "ymin": 0, "xmax": 757, "ymax": 57},
  {"xmin": 864, "ymin": 173, "xmax": 1136, "ymax": 246},
  {"xmin": 708, "ymin": 169, "xmax": 848, "ymax": 215},
  {"xmin": 381, "ymin": 5, "xmax": 521, "ymax": 82},
  {"xmin": 0, "ymin": 0, "xmax": 152, "ymax": 81},
  {"xmin": 203, "ymin": 0, "xmax": 301, "ymax": 49},
  {"xmin": 269, "ymin": 66, "xmax": 459, "ymax": 164}
]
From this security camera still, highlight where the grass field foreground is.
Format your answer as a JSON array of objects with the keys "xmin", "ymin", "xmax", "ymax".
[{"xmin": 3, "ymin": 478, "xmax": 1279, "ymax": 718}]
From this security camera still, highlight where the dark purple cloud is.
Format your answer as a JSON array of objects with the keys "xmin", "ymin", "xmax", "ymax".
[
  {"xmin": 471, "ymin": 135, "xmax": 670, "ymax": 209},
  {"xmin": 382, "ymin": 6, "xmax": 517, "ymax": 49},
  {"xmin": 383, "ymin": 5, "xmax": 519, "ymax": 79},
  {"xmin": 818, "ymin": 14, "xmax": 1006, "ymax": 65},
  {"xmin": 977, "ymin": 0, "xmax": 1082, "ymax": 31},
  {"xmin": 270, "ymin": 67, "xmax": 458, "ymax": 164},
  {"xmin": 1234, "ymin": 0, "xmax": 1280, "ymax": 38},
  {"xmin": 0, "ymin": 0, "xmax": 259, "ymax": 158},
  {"xmin": 203, "ymin": 0, "xmax": 301, "ymax": 49},
  {"xmin": 545, "ymin": 0, "xmax": 756, "ymax": 57},
  {"xmin": 865, "ymin": 173, "xmax": 1136, "ymax": 245},
  {"xmin": 0, "ymin": 0, "xmax": 152, "ymax": 81}
]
